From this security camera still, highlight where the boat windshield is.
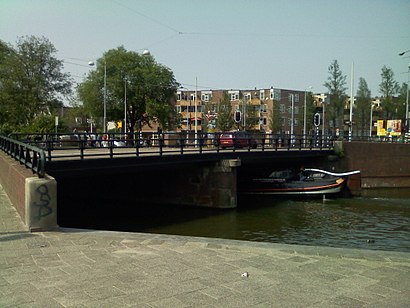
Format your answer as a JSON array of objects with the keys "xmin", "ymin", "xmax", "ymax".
[{"xmin": 268, "ymin": 169, "xmax": 293, "ymax": 179}]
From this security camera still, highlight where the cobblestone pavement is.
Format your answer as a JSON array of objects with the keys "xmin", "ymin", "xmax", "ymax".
[{"xmin": 1, "ymin": 185, "xmax": 409, "ymax": 307}]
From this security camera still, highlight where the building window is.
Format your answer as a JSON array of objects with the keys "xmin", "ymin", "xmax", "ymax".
[
  {"xmin": 273, "ymin": 89, "xmax": 281, "ymax": 100},
  {"xmin": 287, "ymin": 106, "xmax": 299, "ymax": 114},
  {"xmin": 259, "ymin": 117, "xmax": 267, "ymax": 125},
  {"xmin": 229, "ymin": 91, "xmax": 239, "ymax": 101},
  {"xmin": 201, "ymin": 91, "xmax": 211, "ymax": 102},
  {"xmin": 281, "ymin": 118, "xmax": 286, "ymax": 126},
  {"xmin": 280, "ymin": 104, "xmax": 285, "ymax": 113},
  {"xmin": 177, "ymin": 93, "xmax": 181, "ymax": 101},
  {"xmin": 190, "ymin": 93, "xmax": 196, "ymax": 101},
  {"xmin": 295, "ymin": 94, "xmax": 299, "ymax": 102},
  {"xmin": 176, "ymin": 105, "xmax": 181, "ymax": 113},
  {"xmin": 288, "ymin": 93, "xmax": 299, "ymax": 103},
  {"xmin": 244, "ymin": 93, "xmax": 251, "ymax": 101},
  {"xmin": 261, "ymin": 104, "xmax": 267, "ymax": 112},
  {"xmin": 260, "ymin": 90, "xmax": 265, "ymax": 100}
]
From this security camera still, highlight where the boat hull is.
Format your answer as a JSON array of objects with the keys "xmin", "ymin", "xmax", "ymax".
[{"xmin": 240, "ymin": 178, "xmax": 346, "ymax": 196}]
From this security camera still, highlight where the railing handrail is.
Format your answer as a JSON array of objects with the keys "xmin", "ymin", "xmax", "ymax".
[
  {"xmin": 3, "ymin": 131, "xmax": 406, "ymax": 177},
  {"xmin": 0, "ymin": 134, "xmax": 46, "ymax": 178},
  {"xmin": 7, "ymin": 131, "xmax": 335, "ymax": 162}
]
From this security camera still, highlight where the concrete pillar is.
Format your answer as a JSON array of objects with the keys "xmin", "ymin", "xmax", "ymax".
[
  {"xmin": 208, "ymin": 159, "xmax": 241, "ymax": 209},
  {"xmin": 138, "ymin": 158, "xmax": 241, "ymax": 209},
  {"xmin": 25, "ymin": 176, "xmax": 58, "ymax": 231}
]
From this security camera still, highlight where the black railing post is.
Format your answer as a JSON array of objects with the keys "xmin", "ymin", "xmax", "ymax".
[
  {"xmin": 159, "ymin": 133, "xmax": 163, "ymax": 156},
  {"xmin": 136, "ymin": 132, "xmax": 140, "ymax": 157},
  {"xmin": 79, "ymin": 135, "xmax": 85, "ymax": 160},
  {"xmin": 46, "ymin": 139, "xmax": 53, "ymax": 161},
  {"xmin": 179, "ymin": 135, "xmax": 184, "ymax": 155},
  {"xmin": 0, "ymin": 135, "xmax": 46, "ymax": 177},
  {"xmin": 199, "ymin": 134, "xmax": 203, "ymax": 154},
  {"xmin": 261, "ymin": 134, "xmax": 264, "ymax": 151},
  {"xmin": 109, "ymin": 138, "xmax": 114, "ymax": 158}
]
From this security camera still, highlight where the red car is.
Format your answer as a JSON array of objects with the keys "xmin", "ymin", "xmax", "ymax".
[{"xmin": 219, "ymin": 131, "xmax": 258, "ymax": 149}]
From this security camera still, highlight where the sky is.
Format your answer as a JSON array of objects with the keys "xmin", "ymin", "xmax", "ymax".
[{"xmin": 1, "ymin": 0, "xmax": 409, "ymax": 97}]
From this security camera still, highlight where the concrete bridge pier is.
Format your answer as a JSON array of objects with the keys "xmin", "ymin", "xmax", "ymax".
[
  {"xmin": 144, "ymin": 158, "xmax": 242, "ymax": 209},
  {"xmin": 0, "ymin": 153, "xmax": 58, "ymax": 231}
]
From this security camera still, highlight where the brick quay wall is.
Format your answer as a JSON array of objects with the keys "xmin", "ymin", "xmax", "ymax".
[{"xmin": 337, "ymin": 141, "xmax": 410, "ymax": 189}]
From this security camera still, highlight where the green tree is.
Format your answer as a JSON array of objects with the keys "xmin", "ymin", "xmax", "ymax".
[
  {"xmin": 355, "ymin": 77, "xmax": 372, "ymax": 137},
  {"xmin": 269, "ymin": 101, "xmax": 281, "ymax": 134},
  {"xmin": 296, "ymin": 91, "xmax": 316, "ymax": 136},
  {"xmin": 323, "ymin": 60, "xmax": 347, "ymax": 131},
  {"xmin": 22, "ymin": 114, "xmax": 68, "ymax": 133},
  {"xmin": 78, "ymin": 46, "xmax": 178, "ymax": 133},
  {"xmin": 0, "ymin": 36, "xmax": 72, "ymax": 132},
  {"xmin": 379, "ymin": 65, "xmax": 399, "ymax": 119},
  {"xmin": 216, "ymin": 92, "xmax": 234, "ymax": 131},
  {"xmin": 238, "ymin": 99, "xmax": 259, "ymax": 131},
  {"xmin": 397, "ymin": 82, "xmax": 408, "ymax": 122}
]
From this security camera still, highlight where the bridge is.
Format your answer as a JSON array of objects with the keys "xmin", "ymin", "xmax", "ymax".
[{"xmin": 1, "ymin": 132, "xmax": 409, "ymax": 231}]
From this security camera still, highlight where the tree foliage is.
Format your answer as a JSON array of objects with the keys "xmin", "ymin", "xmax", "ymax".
[
  {"xmin": 77, "ymin": 46, "xmax": 178, "ymax": 133},
  {"xmin": 355, "ymin": 77, "xmax": 372, "ymax": 136},
  {"xmin": 268, "ymin": 100, "xmax": 281, "ymax": 134},
  {"xmin": 237, "ymin": 99, "xmax": 260, "ymax": 131},
  {"xmin": 379, "ymin": 66, "xmax": 399, "ymax": 119},
  {"xmin": 0, "ymin": 36, "xmax": 72, "ymax": 132},
  {"xmin": 295, "ymin": 91, "xmax": 316, "ymax": 135},
  {"xmin": 323, "ymin": 60, "xmax": 347, "ymax": 131},
  {"xmin": 397, "ymin": 82, "xmax": 408, "ymax": 121},
  {"xmin": 216, "ymin": 92, "xmax": 234, "ymax": 131},
  {"xmin": 21, "ymin": 114, "xmax": 68, "ymax": 133}
]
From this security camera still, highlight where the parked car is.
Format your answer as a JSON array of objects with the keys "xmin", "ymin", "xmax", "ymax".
[{"xmin": 219, "ymin": 131, "xmax": 258, "ymax": 149}]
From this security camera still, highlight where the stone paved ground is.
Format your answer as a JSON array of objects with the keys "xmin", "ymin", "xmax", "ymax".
[{"xmin": 1, "ymin": 185, "xmax": 409, "ymax": 307}]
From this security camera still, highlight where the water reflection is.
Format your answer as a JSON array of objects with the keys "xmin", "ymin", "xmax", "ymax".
[
  {"xmin": 142, "ymin": 196, "xmax": 410, "ymax": 252},
  {"xmin": 67, "ymin": 190, "xmax": 410, "ymax": 253}
]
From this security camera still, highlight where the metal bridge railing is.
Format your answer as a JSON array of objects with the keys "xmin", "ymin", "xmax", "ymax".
[
  {"xmin": 8, "ymin": 132, "xmax": 334, "ymax": 162},
  {"xmin": 0, "ymin": 135, "xmax": 46, "ymax": 178}
]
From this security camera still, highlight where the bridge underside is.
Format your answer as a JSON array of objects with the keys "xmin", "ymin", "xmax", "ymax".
[{"xmin": 46, "ymin": 150, "xmax": 334, "ymax": 229}]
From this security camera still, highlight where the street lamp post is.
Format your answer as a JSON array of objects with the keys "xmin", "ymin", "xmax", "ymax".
[
  {"xmin": 399, "ymin": 50, "xmax": 410, "ymax": 56},
  {"xmin": 399, "ymin": 50, "xmax": 410, "ymax": 134},
  {"xmin": 349, "ymin": 62, "xmax": 354, "ymax": 142},
  {"xmin": 303, "ymin": 86, "xmax": 312, "ymax": 146},
  {"xmin": 194, "ymin": 77, "xmax": 198, "ymax": 146},
  {"xmin": 369, "ymin": 102, "xmax": 373, "ymax": 138},
  {"xmin": 322, "ymin": 100, "xmax": 325, "ymax": 145},
  {"xmin": 290, "ymin": 93, "xmax": 294, "ymax": 139},
  {"xmin": 88, "ymin": 59, "xmax": 107, "ymax": 133},
  {"xmin": 405, "ymin": 64, "xmax": 410, "ymax": 134},
  {"xmin": 103, "ymin": 61, "xmax": 107, "ymax": 133},
  {"xmin": 124, "ymin": 77, "xmax": 127, "ymax": 134}
]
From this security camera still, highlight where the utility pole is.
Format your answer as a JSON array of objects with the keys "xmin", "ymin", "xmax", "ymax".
[{"xmin": 349, "ymin": 62, "xmax": 354, "ymax": 142}]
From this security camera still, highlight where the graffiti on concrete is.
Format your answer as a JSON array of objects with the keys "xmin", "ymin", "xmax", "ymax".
[{"xmin": 32, "ymin": 184, "xmax": 52, "ymax": 220}]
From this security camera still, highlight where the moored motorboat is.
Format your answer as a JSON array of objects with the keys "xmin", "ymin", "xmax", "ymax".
[{"xmin": 240, "ymin": 168, "xmax": 360, "ymax": 196}]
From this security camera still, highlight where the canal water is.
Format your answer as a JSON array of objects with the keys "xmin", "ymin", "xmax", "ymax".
[{"xmin": 89, "ymin": 189, "xmax": 410, "ymax": 253}]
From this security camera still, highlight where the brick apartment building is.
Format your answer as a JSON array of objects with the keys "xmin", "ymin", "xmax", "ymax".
[{"xmin": 171, "ymin": 87, "xmax": 308, "ymax": 135}]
